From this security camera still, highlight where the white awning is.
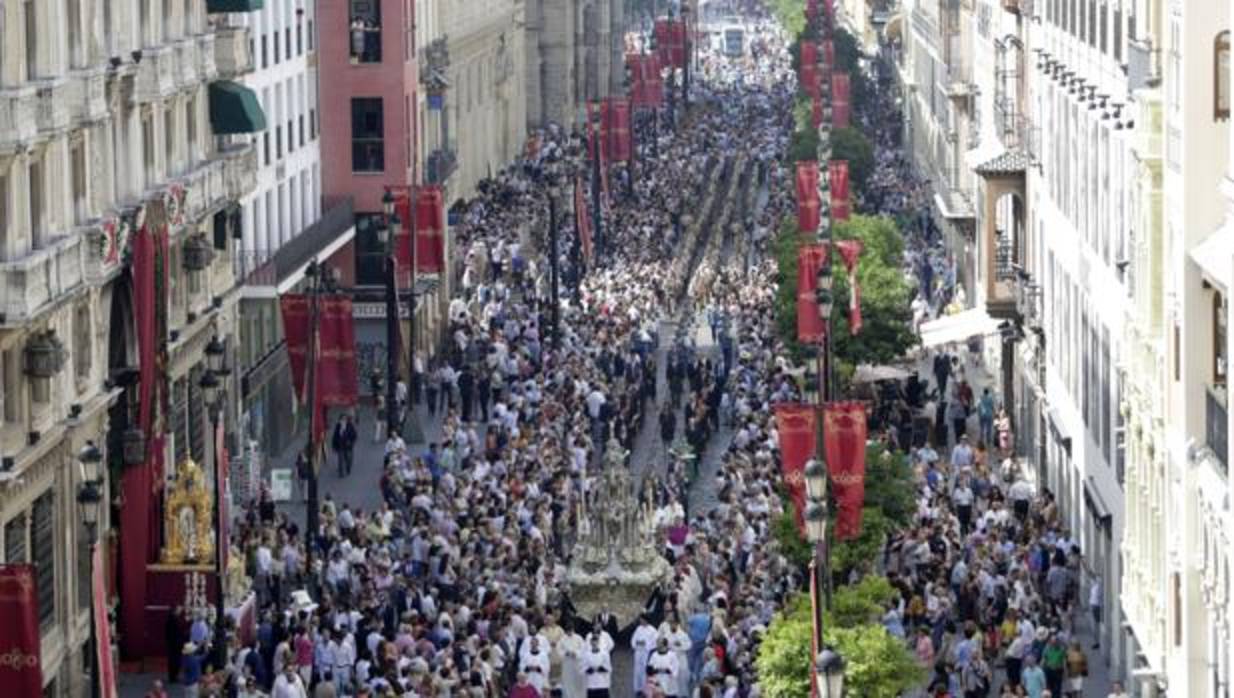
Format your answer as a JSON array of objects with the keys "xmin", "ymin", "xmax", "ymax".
[
  {"xmin": 1191, "ymin": 227, "xmax": 1234, "ymax": 291},
  {"xmin": 919, "ymin": 307, "xmax": 1001, "ymax": 349}
]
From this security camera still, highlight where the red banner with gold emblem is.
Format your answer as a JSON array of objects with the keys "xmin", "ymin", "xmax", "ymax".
[
  {"xmin": 799, "ymin": 41, "xmax": 819, "ymax": 99},
  {"xmin": 0, "ymin": 565, "xmax": 43, "ymax": 697},
  {"xmin": 655, "ymin": 19, "xmax": 687, "ymax": 68},
  {"xmin": 833, "ymin": 72, "xmax": 851, "ymax": 128},
  {"xmin": 414, "ymin": 185, "xmax": 446, "ymax": 273},
  {"xmin": 795, "ymin": 161, "xmax": 820, "ymax": 233},
  {"xmin": 829, "ymin": 160, "xmax": 851, "ymax": 222},
  {"xmin": 835, "ymin": 239, "xmax": 863, "ymax": 334},
  {"xmin": 821, "ymin": 40, "xmax": 835, "ymax": 70},
  {"xmin": 316, "ymin": 296, "xmax": 360, "ymax": 410},
  {"xmin": 575, "ymin": 175, "xmax": 593, "ymax": 262},
  {"xmin": 798, "ymin": 243, "xmax": 829, "ymax": 343},
  {"xmin": 823, "ymin": 401, "xmax": 868, "ymax": 540},
  {"xmin": 775, "ymin": 404, "xmax": 817, "ymax": 532},
  {"xmin": 607, "ymin": 98, "xmax": 632, "ymax": 162}
]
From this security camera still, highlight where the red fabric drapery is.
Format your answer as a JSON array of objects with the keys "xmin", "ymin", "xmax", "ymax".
[
  {"xmin": 811, "ymin": 96, "xmax": 822, "ymax": 129},
  {"xmin": 795, "ymin": 161, "xmax": 820, "ymax": 233},
  {"xmin": 280, "ymin": 294, "xmax": 359, "ymax": 445},
  {"xmin": 575, "ymin": 175, "xmax": 593, "ymax": 262},
  {"xmin": 821, "ymin": 40, "xmax": 835, "ymax": 70},
  {"xmin": 414, "ymin": 186, "xmax": 446, "ymax": 273},
  {"xmin": 806, "ymin": 0, "xmax": 819, "ymax": 22},
  {"xmin": 775, "ymin": 404, "xmax": 817, "ymax": 532},
  {"xmin": 829, "ymin": 160, "xmax": 851, "ymax": 222},
  {"xmin": 799, "ymin": 41, "xmax": 819, "ymax": 98},
  {"xmin": 93, "ymin": 548, "xmax": 118, "ymax": 698},
  {"xmin": 0, "ymin": 565, "xmax": 43, "ymax": 697},
  {"xmin": 797, "ymin": 243, "xmax": 829, "ymax": 343},
  {"xmin": 835, "ymin": 239, "xmax": 863, "ymax": 334},
  {"xmin": 833, "ymin": 72, "xmax": 851, "ymax": 128},
  {"xmin": 626, "ymin": 54, "xmax": 665, "ymax": 108},
  {"xmin": 823, "ymin": 401, "xmax": 868, "ymax": 540},
  {"xmin": 119, "ymin": 218, "xmax": 167, "ymax": 658}
]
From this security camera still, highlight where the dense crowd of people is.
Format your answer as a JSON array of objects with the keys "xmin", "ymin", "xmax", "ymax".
[{"xmin": 150, "ymin": 7, "xmax": 1115, "ymax": 698}]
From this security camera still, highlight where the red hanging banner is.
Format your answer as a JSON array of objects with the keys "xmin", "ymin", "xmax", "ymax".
[
  {"xmin": 833, "ymin": 72, "xmax": 851, "ymax": 128},
  {"xmin": 775, "ymin": 404, "xmax": 817, "ymax": 532},
  {"xmin": 645, "ymin": 54, "xmax": 665, "ymax": 107},
  {"xmin": 608, "ymin": 98, "xmax": 632, "ymax": 162},
  {"xmin": 0, "ymin": 565, "xmax": 43, "ymax": 697},
  {"xmin": 654, "ymin": 19, "xmax": 687, "ymax": 68},
  {"xmin": 280, "ymin": 294, "xmax": 312, "ymax": 402},
  {"xmin": 215, "ymin": 420, "xmax": 230, "ymax": 574},
  {"xmin": 575, "ymin": 175, "xmax": 594, "ymax": 261},
  {"xmin": 811, "ymin": 96, "xmax": 823, "ymax": 129},
  {"xmin": 414, "ymin": 185, "xmax": 446, "ymax": 273},
  {"xmin": 829, "ymin": 160, "xmax": 851, "ymax": 222},
  {"xmin": 92, "ymin": 548, "xmax": 118, "ymax": 698},
  {"xmin": 821, "ymin": 40, "xmax": 835, "ymax": 70},
  {"xmin": 835, "ymin": 239, "xmax": 864, "ymax": 334},
  {"xmin": 797, "ymin": 243, "xmax": 829, "ymax": 343},
  {"xmin": 795, "ymin": 161, "xmax": 821, "ymax": 233},
  {"xmin": 799, "ymin": 41, "xmax": 819, "ymax": 99},
  {"xmin": 823, "ymin": 401, "xmax": 868, "ymax": 540},
  {"xmin": 806, "ymin": 0, "xmax": 819, "ymax": 22},
  {"xmin": 317, "ymin": 296, "xmax": 360, "ymax": 413}
]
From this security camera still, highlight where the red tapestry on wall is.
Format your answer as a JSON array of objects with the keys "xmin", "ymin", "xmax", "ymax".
[
  {"xmin": 0, "ymin": 565, "xmax": 43, "ymax": 697},
  {"xmin": 414, "ymin": 186, "xmax": 446, "ymax": 273}
]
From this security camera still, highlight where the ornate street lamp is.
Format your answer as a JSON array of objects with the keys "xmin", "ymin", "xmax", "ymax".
[
  {"xmin": 205, "ymin": 335, "xmax": 226, "ymax": 374},
  {"xmin": 815, "ymin": 648, "xmax": 846, "ymax": 698},
  {"xmin": 23, "ymin": 330, "xmax": 68, "ymax": 379},
  {"xmin": 76, "ymin": 440, "xmax": 104, "ymax": 698},
  {"xmin": 804, "ymin": 458, "xmax": 827, "ymax": 501},
  {"xmin": 183, "ymin": 235, "xmax": 216, "ymax": 272},
  {"xmin": 804, "ymin": 500, "xmax": 827, "ymax": 545}
]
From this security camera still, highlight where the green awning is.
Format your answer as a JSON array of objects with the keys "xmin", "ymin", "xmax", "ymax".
[
  {"xmin": 209, "ymin": 81, "xmax": 267, "ymax": 134},
  {"xmin": 206, "ymin": 0, "xmax": 264, "ymax": 12}
]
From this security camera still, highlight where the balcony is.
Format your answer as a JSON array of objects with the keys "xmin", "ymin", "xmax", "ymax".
[
  {"xmin": 213, "ymin": 24, "xmax": 253, "ymax": 78},
  {"xmin": 0, "ymin": 86, "xmax": 38, "ymax": 152},
  {"xmin": 0, "ymin": 236, "xmax": 84, "ymax": 327},
  {"xmin": 198, "ymin": 33, "xmax": 218, "ymax": 81},
  {"xmin": 176, "ymin": 38, "xmax": 200, "ymax": 87},
  {"xmin": 427, "ymin": 148, "xmax": 458, "ymax": 184},
  {"xmin": 1002, "ymin": 0, "xmax": 1027, "ymax": 14},
  {"xmin": 349, "ymin": 23, "xmax": 383, "ymax": 64},
  {"xmin": 82, "ymin": 218, "xmax": 127, "ymax": 286},
  {"xmin": 1207, "ymin": 383, "xmax": 1229, "ymax": 475},
  {"xmin": 134, "ymin": 46, "xmax": 177, "ymax": 103},
  {"xmin": 35, "ymin": 79, "xmax": 71, "ymax": 134}
]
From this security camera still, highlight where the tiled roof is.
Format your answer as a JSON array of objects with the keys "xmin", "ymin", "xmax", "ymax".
[{"xmin": 975, "ymin": 149, "xmax": 1031, "ymax": 176}]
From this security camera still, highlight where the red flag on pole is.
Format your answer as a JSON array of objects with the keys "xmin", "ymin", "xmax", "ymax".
[
  {"xmin": 829, "ymin": 160, "xmax": 851, "ymax": 222},
  {"xmin": 93, "ymin": 548, "xmax": 118, "ymax": 698},
  {"xmin": 833, "ymin": 72, "xmax": 851, "ymax": 128},
  {"xmin": 608, "ymin": 98, "xmax": 632, "ymax": 161},
  {"xmin": 0, "ymin": 565, "xmax": 44, "ymax": 697},
  {"xmin": 799, "ymin": 41, "xmax": 819, "ymax": 98},
  {"xmin": 575, "ymin": 175, "xmax": 593, "ymax": 261},
  {"xmin": 835, "ymin": 239, "xmax": 863, "ymax": 334},
  {"xmin": 797, "ymin": 243, "xmax": 829, "ymax": 343},
  {"xmin": 775, "ymin": 403, "xmax": 817, "ymax": 532},
  {"xmin": 414, "ymin": 185, "xmax": 446, "ymax": 273},
  {"xmin": 795, "ymin": 161, "xmax": 821, "ymax": 233},
  {"xmin": 823, "ymin": 401, "xmax": 868, "ymax": 540}
]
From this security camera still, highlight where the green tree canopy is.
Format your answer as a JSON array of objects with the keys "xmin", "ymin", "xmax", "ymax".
[
  {"xmin": 832, "ymin": 127, "xmax": 875, "ymax": 197},
  {"xmin": 828, "ymin": 215, "xmax": 917, "ymax": 372},
  {"xmin": 756, "ymin": 594, "xmax": 926, "ymax": 698}
]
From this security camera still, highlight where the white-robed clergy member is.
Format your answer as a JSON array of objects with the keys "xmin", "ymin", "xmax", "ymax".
[
  {"xmin": 630, "ymin": 616, "xmax": 659, "ymax": 695},
  {"xmin": 519, "ymin": 634, "xmax": 552, "ymax": 694},
  {"xmin": 557, "ymin": 625, "xmax": 588, "ymax": 698},
  {"xmin": 581, "ymin": 632, "xmax": 613, "ymax": 698},
  {"xmin": 647, "ymin": 636, "xmax": 682, "ymax": 698},
  {"xmin": 659, "ymin": 617, "xmax": 692, "ymax": 697}
]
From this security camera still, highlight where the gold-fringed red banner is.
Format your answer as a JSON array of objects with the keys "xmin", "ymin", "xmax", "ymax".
[
  {"xmin": 823, "ymin": 401, "xmax": 868, "ymax": 540},
  {"xmin": 0, "ymin": 565, "xmax": 43, "ymax": 697},
  {"xmin": 835, "ymin": 239, "xmax": 864, "ymax": 335},
  {"xmin": 775, "ymin": 403, "xmax": 817, "ymax": 533},
  {"xmin": 795, "ymin": 161, "xmax": 821, "ymax": 233},
  {"xmin": 797, "ymin": 243, "xmax": 830, "ymax": 343}
]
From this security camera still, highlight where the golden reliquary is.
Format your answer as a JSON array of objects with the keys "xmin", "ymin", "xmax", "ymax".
[{"xmin": 161, "ymin": 459, "xmax": 215, "ymax": 565}]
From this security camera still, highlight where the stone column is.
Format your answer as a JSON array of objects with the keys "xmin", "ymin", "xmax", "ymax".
[
  {"xmin": 541, "ymin": 0, "xmax": 577, "ymax": 126},
  {"xmin": 609, "ymin": 0, "xmax": 625, "ymax": 94},
  {"xmin": 595, "ymin": 0, "xmax": 611, "ymax": 99},
  {"xmin": 524, "ymin": 0, "xmax": 544, "ymax": 128}
]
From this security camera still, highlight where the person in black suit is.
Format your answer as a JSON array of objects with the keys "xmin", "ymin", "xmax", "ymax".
[{"xmin": 331, "ymin": 414, "xmax": 358, "ymax": 477}]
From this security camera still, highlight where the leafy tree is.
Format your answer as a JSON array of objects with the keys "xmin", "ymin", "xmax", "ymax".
[
  {"xmin": 832, "ymin": 127, "xmax": 875, "ymax": 197},
  {"xmin": 767, "ymin": 0, "xmax": 809, "ymax": 38},
  {"xmin": 830, "ymin": 575, "xmax": 899, "ymax": 629},
  {"xmin": 828, "ymin": 215, "xmax": 917, "ymax": 374},
  {"xmin": 863, "ymin": 442, "xmax": 916, "ymax": 529},
  {"xmin": 773, "ymin": 497, "xmax": 815, "ymax": 569},
  {"xmin": 756, "ymin": 594, "xmax": 926, "ymax": 698},
  {"xmin": 773, "ymin": 219, "xmax": 806, "ymax": 360},
  {"xmin": 830, "ymin": 507, "xmax": 891, "ymax": 578}
]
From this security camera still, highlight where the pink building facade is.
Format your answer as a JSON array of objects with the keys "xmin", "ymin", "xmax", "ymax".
[{"xmin": 319, "ymin": 0, "xmax": 418, "ymax": 216}]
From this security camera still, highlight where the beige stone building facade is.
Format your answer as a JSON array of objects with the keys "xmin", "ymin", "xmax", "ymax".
[{"xmin": 0, "ymin": 0, "xmax": 261, "ymax": 690}]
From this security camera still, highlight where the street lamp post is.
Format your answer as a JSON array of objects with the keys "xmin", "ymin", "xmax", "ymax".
[
  {"xmin": 76, "ymin": 441, "xmax": 103, "ymax": 698},
  {"xmin": 379, "ymin": 190, "xmax": 402, "ymax": 437},
  {"xmin": 546, "ymin": 162, "xmax": 563, "ymax": 346},
  {"xmin": 199, "ymin": 333, "xmax": 228, "ymax": 671},
  {"xmin": 815, "ymin": 648, "xmax": 847, "ymax": 698},
  {"xmin": 681, "ymin": 5, "xmax": 691, "ymax": 112},
  {"xmin": 301, "ymin": 260, "xmax": 332, "ymax": 596},
  {"xmin": 589, "ymin": 106, "xmax": 604, "ymax": 262}
]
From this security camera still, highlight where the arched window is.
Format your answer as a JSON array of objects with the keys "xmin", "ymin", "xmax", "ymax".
[{"xmin": 1216, "ymin": 30, "xmax": 1230, "ymax": 121}]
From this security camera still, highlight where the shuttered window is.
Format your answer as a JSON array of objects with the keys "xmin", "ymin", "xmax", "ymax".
[
  {"xmin": 4, "ymin": 513, "xmax": 26, "ymax": 563},
  {"xmin": 32, "ymin": 492, "xmax": 54, "ymax": 628}
]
